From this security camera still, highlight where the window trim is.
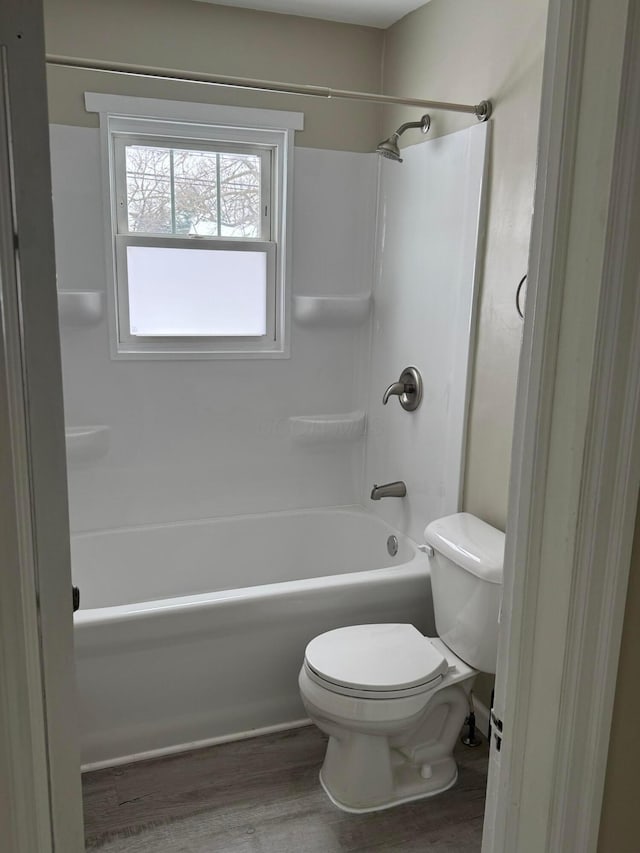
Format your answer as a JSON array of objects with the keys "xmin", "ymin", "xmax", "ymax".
[{"xmin": 86, "ymin": 93, "xmax": 303, "ymax": 360}]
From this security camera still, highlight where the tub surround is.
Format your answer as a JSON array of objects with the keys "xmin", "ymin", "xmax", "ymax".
[
  {"xmin": 51, "ymin": 124, "xmax": 485, "ymax": 537},
  {"xmin": 364, "ymin": 124, "xmax": 488, "ymax": 543},
  {"xmin": 51, "ymin": 128, "xmax": 376, "ymax": 532}
]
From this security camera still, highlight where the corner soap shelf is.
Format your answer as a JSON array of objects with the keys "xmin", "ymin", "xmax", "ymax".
[
  {"xmin": 293, "ymin": 294, "xmax": 371, "ymax": 327},
  {"xmin": 57, "ymin": 291, "xmax": 104, "ymax": 326},
  {"xmin": 65, "ymin": 426, "xmax": 110, "ymax": 465},
  {"xmin": 289, "ymin": 411, "xmax": 366, "ymax": 442}
]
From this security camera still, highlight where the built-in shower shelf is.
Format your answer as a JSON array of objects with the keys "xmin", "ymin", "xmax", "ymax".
[
  {"xmin": 65, "ymin": 426, "xmax": 110, "ymax": 465},
  {"xmin": 58, "ymin": 290, "xmax": 104, "ymax": 326},
  {"xmin": 293, "ymin": 294, "xmax": 371, "ymax": 327},
  {"xmin": 289, "ymin": 411, "xmax": 366, "ymax": 442}
]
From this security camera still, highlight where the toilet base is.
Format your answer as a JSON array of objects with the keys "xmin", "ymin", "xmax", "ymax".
[
  {"xmin": 299, "ymin": 641, "xmax": 476, "ymax": 813},
  {"xmin": 306, "ymin": 680, "xmax": 471, "ymax": 813},
  {"xmin": 319, "ymin": 760, "xmax": 458, "ymax": 814}
]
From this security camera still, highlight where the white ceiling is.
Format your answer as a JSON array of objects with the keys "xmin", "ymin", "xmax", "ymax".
[{"xmin": 192, "ymin": 0, "xmax": 429, "ymax": 29}]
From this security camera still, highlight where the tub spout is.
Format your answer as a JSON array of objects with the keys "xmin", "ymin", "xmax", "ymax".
[{"xmin": 370, "ymin": 481, "xmax": 407, "ymax": 500}]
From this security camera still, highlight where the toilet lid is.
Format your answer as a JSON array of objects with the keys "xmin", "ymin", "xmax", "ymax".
[{"xmin": 304, "ymin": 624, "xmax": 447, "ymax": 693}]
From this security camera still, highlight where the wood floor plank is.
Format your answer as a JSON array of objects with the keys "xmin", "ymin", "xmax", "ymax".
[{"xmin": 83, "ymin": 725, "xmax": 488, "ymax": 852}]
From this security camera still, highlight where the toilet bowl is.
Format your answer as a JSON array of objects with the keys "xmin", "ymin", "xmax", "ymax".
[
  {"xmin": 299, "ymin": 513, "xmax": 504, "ymax": 813},
  {"xmin": 299, "ymin": 626, "xmax": 475, "ymax": 812}
]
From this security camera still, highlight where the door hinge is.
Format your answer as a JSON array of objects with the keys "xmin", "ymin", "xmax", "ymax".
[
  {"xmin": 491, "ymin": 709, "xmax": 503, "ymax": 752},
  {"xmin": 72, "ymin": 585, "xmax": 80, "ymax": 612}
]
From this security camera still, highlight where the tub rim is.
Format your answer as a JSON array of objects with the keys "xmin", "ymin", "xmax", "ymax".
[
  {"xmin": 75, "ymin": 553, "xmax": 428, "ymax": 628},
  {"xmin": 73, "ymin": 505, "xmax": 425, "ymax": 625}
]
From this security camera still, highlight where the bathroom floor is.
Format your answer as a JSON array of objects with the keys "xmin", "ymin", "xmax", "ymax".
[{"xmin": 83, "ymin": 726, "xmax": 489, "ymax": 852}]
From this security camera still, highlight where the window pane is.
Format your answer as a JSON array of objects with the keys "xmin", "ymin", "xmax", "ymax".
[
  {"xmin": 126, "ymin": 246, "xmax": 267, "ymax": 337},
  {"xmin": 124, "ymin": 144, "xmax": 263, "ymax": 238},
  {"xmin": 172, "ymin": 149, "xmax": 219, "ymax": 236},
  {"xmin": 219, "ymin": 152, "xmax": 262, "ymax": 238},
  {"xmin": 125, "ymin": 146, "xmax": 172, "ymax": 233}
]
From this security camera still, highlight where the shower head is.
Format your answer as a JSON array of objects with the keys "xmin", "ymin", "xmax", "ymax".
[
  {"xmin": 376, "ymin": 114, "xmax": 431, "ymax": 163},
  {"xmin": 376, "ymin": 135, "xmax": 403, "ymax": 161}
]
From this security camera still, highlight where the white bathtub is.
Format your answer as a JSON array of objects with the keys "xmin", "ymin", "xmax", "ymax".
[{"xmin": 72, "ymin": 507, "xmax": 434, "ymax": 769}]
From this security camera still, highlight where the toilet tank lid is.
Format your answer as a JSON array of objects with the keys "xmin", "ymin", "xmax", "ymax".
[{"xmin": 424, "ymin": 513, "xmax": 504, "ymax": 584}]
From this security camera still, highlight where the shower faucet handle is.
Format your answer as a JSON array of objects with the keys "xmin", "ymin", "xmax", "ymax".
[
  {"xmin": 382, "ymin": 382, "xmax": 407, "ymax": 404},
  {"xmin": 382, "ymin": 366, "xmax": 423, "ymax": 411}
]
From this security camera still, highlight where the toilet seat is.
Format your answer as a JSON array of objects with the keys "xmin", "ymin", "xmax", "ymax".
[{"xmin": 304, "ymin": 624, "xmax": 448, "ymax": 700}]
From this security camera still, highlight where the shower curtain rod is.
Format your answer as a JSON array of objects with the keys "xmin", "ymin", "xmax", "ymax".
[{"xmin": 45, "ymin": 54, "xmax": 492, "ymax": 121}]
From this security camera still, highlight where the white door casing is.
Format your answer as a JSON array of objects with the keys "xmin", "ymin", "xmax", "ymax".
[
  {"xmin": 483, "ymin": 0, "xmax": 640, "ymax": 850},
  {"xmin": 0, "ymin": 1, "xmax": 84, "ymax": 851}
]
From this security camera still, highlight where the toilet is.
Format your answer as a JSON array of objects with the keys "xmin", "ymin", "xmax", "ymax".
[{"xmin": 298, "ymin": 512, "xmax": 504, "ymax": 813}]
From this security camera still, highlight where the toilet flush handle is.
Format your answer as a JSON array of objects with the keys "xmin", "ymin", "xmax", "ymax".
[{"xmin": 418, "ymin": 544, "xmax": 435, "ymax": 558}]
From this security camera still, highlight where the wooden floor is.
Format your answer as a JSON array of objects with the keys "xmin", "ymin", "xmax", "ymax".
[{"xmin": 83, "ymin": 726, "xmax": 489, "ymax": 852}]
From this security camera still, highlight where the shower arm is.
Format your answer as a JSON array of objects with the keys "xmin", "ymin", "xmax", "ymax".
[
  {"xmin": 45, "ymin": 54, "xmax": 493, "ymax": 121},
  {"xmin": 393, "ymin": 119, "xmax": 428, "ymax": 138}
]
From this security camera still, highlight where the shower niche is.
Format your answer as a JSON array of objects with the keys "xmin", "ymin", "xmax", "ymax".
[
  {"xmin": 57, "ymin": 289, "xmax": 104, "ymax": 326},
  {"xmin": 288, "ymin": 411, "xmax": 367, "ymax": 442},
  {"xmin": 293, "ymin": 293, "xmax": 372, "ymax": 327}
]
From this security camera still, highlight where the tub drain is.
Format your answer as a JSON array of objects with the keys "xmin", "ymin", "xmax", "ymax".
[{"xmin": 387, "ymin": 535, "xmax": 399, "ymax": 557}]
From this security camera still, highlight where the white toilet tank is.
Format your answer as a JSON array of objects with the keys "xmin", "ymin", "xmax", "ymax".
[{"xmin": 424, "ymin": 513, "xmax": 504, "ymax": 674}]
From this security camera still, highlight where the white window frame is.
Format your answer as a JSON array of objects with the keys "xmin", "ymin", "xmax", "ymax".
[{"xmin": 85, "ymin": 93, "xmax": 303, "ymax": 359}]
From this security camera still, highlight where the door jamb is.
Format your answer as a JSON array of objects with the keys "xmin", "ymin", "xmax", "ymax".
[
  {"xmin": 0, "ymin": 2, "xmax": 84, "ymax": 850},
  {"xmin": 483, "ymin": 0, "xmax": 640, "ymax": 850}
]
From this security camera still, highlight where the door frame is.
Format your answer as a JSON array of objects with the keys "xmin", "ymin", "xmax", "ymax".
[
  {"xmin": 483, "ymin": 0, "xmax": 640, "ymax": 850},
  {"xmin": 0, "ymin": 1, "xmax": 84, "ymax": 851},
  {"xmin": 2, "ymin": 0, "xmax": 640, "ymax": 851}
]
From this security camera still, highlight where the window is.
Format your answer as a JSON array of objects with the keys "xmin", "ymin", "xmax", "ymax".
[
  {"xmin": 86, "ymin": 94, "xmax": 303, "ymax": 358},
  {"xmin": 114, "ymin": 136, "xmax": 275, "ymax": 347}
]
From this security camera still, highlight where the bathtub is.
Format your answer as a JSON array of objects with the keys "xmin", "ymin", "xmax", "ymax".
[{"xmin": 72, "ymin": 506, "xmax": 434, "ymax": 769}]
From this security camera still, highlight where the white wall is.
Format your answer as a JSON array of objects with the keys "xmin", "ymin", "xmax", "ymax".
[
  {"xmin": 51, "ymin": 125, "xmax": 377, "ymax": 533},
  {"xmin": 364, "ymin": 124, "xmax": 488, "ymax": 542}
]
